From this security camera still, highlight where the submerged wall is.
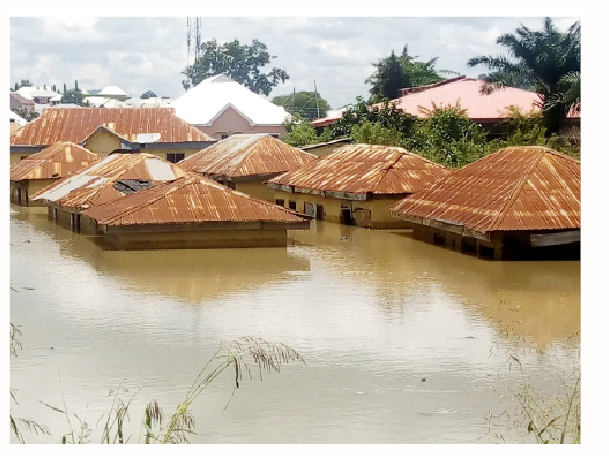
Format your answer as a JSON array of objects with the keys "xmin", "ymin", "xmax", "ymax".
[
  {"xmin": 10, "ymin": 179, "xmax": 56, "ymax": 206},
  {"xmin": 100, "ymin": 228, "xmax": 289, "ymax": 250},
  {"xmin": 272, "ymin": 190, "xmax": 410, "ymax": 229}
]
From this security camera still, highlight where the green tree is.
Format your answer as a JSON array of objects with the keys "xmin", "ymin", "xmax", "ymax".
[
  {"xmin": 350, "ymin": 121, "xmax": 405, "ymax": 147},
  {"xmin": 12, "ymin": 108, "xmax": 39, "ymax": 123},
  {"xmin": 272, "ymin": 91, "xmax": 331, "ymax": 120},
  {"xmin": 367, "ymin": 45, "xmax": 450, "ymax": 103},
  {"xmin": 329, "ymin": 96, "xmax": 417, "ymax": 139},
  {"xmin": 182, "ymin": 38, "xmax": 289, "ymax": 96},
  {"xmin": 467, "ymin": 18, "xmax": 580, "ymax": 135},
  {"xmin": 141, "ymin": 90, "xmax": 157, "ymax": 99},
  {"xmin": 61, "ymin": 80, "xmax": 86, "ymax": 105},
  {"xmin": 283, "ymin": 116, "xmax": 321, "ymax": 147},
  {"xmin": 405, "ymin": 102, "xmax": 489, "ymax": 168}
]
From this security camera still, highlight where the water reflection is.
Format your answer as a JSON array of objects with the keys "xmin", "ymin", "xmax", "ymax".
[
  {"xmin": 290, "ymin": 221, "xmax": 580, "ymax": 348},
  {"xmin": 11, "ymin": 207, "xmax": 310, "ymax": 303},
  {"xmin": 10, "ymin": 207, "xmax": 580, "ymax": 444}
]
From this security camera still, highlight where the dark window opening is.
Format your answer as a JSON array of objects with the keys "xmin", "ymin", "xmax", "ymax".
[
  {"xmin": 433, "ymin": 233, "xmax": 445, "ymax": 246},
  {"xmin": 275, "ymin": 199, "xmax": 285, "ymax": 207},
  {"xmin": 340, "ymin": 207, "xmax": 352, "ymax": 225},
  {"xmin": 288, "ymin": 201, "xmax": 297, "ymax": 210},
  {"xmin": 270, "ymin": 134, "xmax": 280, "ymax": 139},
  {"xmin": 166, "ymin": 153, "xmax": 185, "ymax": 163},
  {"xmin": 315, "ymin": 204, "xmax": 324, "ymax": 220},
  {"xmin": 221, "ymin": 133, "xmax": 229, "ymax": 140},
  {"xmin": 20, "ymin": 156, "xmax": 28, "ymax": 160}
]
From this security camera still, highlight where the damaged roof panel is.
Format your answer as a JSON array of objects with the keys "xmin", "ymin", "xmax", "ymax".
[
  {"xmin": 82, "ymin": 175, "xmax": 308, "ymax": 226},
  {"xmin": 31, "ymin": 153, "xmax": 188, "ymax": 209}
]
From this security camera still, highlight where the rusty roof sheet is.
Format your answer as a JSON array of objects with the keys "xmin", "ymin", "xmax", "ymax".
[
  {"xmin": 10, "ymin": 123, "xmax": 22, "ymax": 136},
  {"xmin": 178, "ymin": 134, "xmax": 317, "ymax": 178},
  {"xmin": 31, "ymin": 153, "xmax": 189, "ymax": 209},
  {"xmin": 391, "ymin": 146, "xmax": 581, "ymax": 233},
  {"xmin": 82, "ymin": 175, "xmax": 308, "ymax": 226},
  {"xmin": 268, "ymin": 144, "xmax": 450, "ymax": 194},
  {"xmin": 9, "ymin": 142, "xmax": 102, "ymax": 181},
  {"xmin": 10, "ymin": 108, "xmax": 213, "ymax": 146}
]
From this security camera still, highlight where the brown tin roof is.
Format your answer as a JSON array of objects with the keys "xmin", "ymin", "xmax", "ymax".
[
  {"xmin": 10, "ymin": 108, "xmax": 213, "ymax": 146},
  {"xmin": 178, "ymin": 134, "xmax": 317, "ymax": 178},
  {"xmin": 82, "ymin": 175, "xmax": 308, "ymax": 226},
  {"xmin": 391, "ymin": 146, "xmax": 581, "ymax": 233},
  {"xmin": 31, "ymin": 153, "xmax": 189, "ymax": 210},
  {"xmin": 10, "ymin": 123, "xmax": 22, "ymax": 136},
  {"xmin": 10, "ymin": 142, "xmax": 102, "ymax": 181},
  {"xmin": 268, "ymin": 144, "xmax": 450, "ymax": 195}
]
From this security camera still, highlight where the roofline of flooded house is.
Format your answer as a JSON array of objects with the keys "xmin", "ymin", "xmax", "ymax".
[
  {"xmin": 267, "ymin": 183, "xmax": 411, "ymax": 201},
  {"xmin": 10, "ymin": 145, "xmax": 46, "ymax": 154},
  {"xmin": 390, "ymin": 212, "xmax": 492, "ymax": 242},
  {"xmin": 202, "ymin": 171, "xmax": 284, "ymax": 183},
  {"xmin": 97, "ymin": 220, "xmax": 311, "ymax": 233}
]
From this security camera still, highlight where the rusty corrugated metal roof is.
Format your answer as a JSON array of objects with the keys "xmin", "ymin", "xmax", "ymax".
[
  {"xmin": 268, "ymin": 144, "xmax": 450, "ymax": 194},
  {"xmin": 391, "ymin": 146, "xmax": 581, "ymax": 232},
  {"xmin": 82, "ymin": 175, "xmax": 307, "ymax": 226},
  {"xmin": 10, "ymin": 123, "xmax": 22, "ymax": 136},
  {"xmin": 10, "ymin": 108, "xmax": 213, "ymax": 146},
  {"xmin": 9, "ymin": 142, "xmax": 101, "ymax": 181},
  {"xmin": 31, "ymin": 153, "xmax": 189, "ymax": 209},
  {"xmin": 178, "ymin": 134, "xmax": 317, "ymax": 178}
]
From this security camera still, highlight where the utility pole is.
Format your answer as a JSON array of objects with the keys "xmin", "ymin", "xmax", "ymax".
[{"xmin": 314, "ymin": 80, "xmax": 320, "ymax": 118}]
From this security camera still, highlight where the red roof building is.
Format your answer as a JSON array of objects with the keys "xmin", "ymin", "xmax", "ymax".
[{"xmin": 312, "ymin": 76, "xmax": 580, "ymax": 130}]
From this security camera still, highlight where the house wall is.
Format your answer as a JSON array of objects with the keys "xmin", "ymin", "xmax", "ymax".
[
  {"xmin": 85, "ymin": 132, "xmax": 122, "ymax": 156},
  {"xmin": 10, "ymin": 179, "xmax": 56, "ymax": 206},
  {"xmin": 100, "ymin": 228, "xmax": 289, "ymax": 250},
  {"xmin": 10, "ymin": 152, "xmax": 38, "ymax": 165},
  {"xmin": 84, "ymin": 131, "xmax": 204, "ymax": 161},
  {"xmin": 235, "ymin": 180, "xmax": 276, "ymax": 202},
  {"xmin": 196, "ymin": 106, "xmax": 286, "ymax": 140},
  {"xmin": 272, "ymin": 190, "xmax": 410, "ymax": 229}
]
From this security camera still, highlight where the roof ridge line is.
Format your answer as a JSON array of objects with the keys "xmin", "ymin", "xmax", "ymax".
[{"xmin": 489, "ymin": 149, "xmax": 545, "ymax": 232}]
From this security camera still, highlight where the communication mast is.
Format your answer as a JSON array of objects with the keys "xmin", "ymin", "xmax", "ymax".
[{"xmin": 186, "ymin": 17, "xmax": 202, "ymax": 68}]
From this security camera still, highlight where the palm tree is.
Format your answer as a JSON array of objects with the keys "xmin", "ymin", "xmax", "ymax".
[{"xmin": 468, "ymin": 18, "xmax": 580, "ymax": 134}]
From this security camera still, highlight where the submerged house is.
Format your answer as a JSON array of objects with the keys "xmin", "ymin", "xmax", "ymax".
[
  {"xmin": 9, "ymin": 108, "xmax": 215, "ymax": 164},
  {"xmin": 178, "ymin": 134, "xmax": 317, "ymax": 201},
  {"xmin": 10, "ymin": 142, "xmax": 101, "ymax": 206},
  {"xmin": 391, "ymin": 146, "xmax": 581, "ymax": 260},
  {"xmin": 171, "ymin": 75, "xmax": 291, "ymax": 140},
  {"xmin": 31, "ymin": 153, "xmax": 188, "ymax": 232},
  {"xmin": 81, "ymin": 175, "xmax": 310, "ymax": 250},
  {"xmin": 267, "ymin": 144, "xmax": 451, "ymax": 229}
]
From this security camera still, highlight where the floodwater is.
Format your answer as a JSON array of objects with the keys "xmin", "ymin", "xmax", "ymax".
[{"xmin": 10, "ymin": 206, "xmax": 581, "ymax": 444}]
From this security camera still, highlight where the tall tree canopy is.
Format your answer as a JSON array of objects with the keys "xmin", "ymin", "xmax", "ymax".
[
  {"xmin": 182, "ymin": 38, "xmax": 289, "ymax": 96},
  {"xmin": 272, "ymin": 91, "xmax": 331, "ymax": 120},
  {"xmin": 468, "ymin": 17, "xmax": 580, "ymax": 134},
  {"xmin": 366, "ymin": 45, "xmax": 449, "ymax": 103}
]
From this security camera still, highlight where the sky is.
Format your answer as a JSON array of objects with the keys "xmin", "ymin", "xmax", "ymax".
[{"xmin": 9, "ymin": 16, "xmax": 579, "ymax": 109}]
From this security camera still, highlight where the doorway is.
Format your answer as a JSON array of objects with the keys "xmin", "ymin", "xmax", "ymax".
[{"xmin": 340, "ymin": 207, "xmax": 352, "ymax": 225}]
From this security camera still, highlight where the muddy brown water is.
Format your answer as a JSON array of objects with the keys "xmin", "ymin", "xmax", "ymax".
[{"xmin": 10, "ymin": 207, "xmax": 580, "ymax": 444}]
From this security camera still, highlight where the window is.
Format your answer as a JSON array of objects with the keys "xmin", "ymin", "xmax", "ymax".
[
  {"xmin": 270, "ymin": 134, "xmax": 280, "ymax": 139},
  {"xmin": 275, "ymin": 199, "xmax": 285, "ymax": 207},
  {"xmin": 20, "ymin": 156, "xmax": 28, "ymax": 160},
  {"xmin": 221, "ymin": 133, "xmax": 229, "ymax": 140},
  {"xmin": 166, "ymin": 153, "xmax": 185, "ymax": 163},
  {"xmin": 288, "ymin": 201, "xmax": 297, "ymax": 210}
]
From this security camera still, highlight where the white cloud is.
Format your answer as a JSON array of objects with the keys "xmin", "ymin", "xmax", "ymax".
[{"xmin": 10, "ymin": 17, "xmax": 580, "ymax": 109}]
